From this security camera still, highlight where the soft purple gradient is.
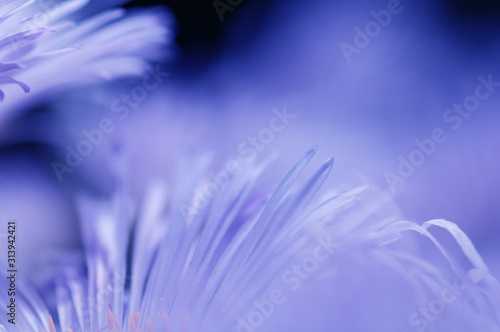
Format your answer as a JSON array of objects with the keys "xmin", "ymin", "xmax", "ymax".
[{"xmin": 0, "ymin": 1, "xmax": 499, "ymax": 332}]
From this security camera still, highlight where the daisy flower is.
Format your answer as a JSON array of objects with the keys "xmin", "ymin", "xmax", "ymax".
[
  {"xmin": 1, "ymin": 147, "xmax": 498, "ymax": 332},
  {"xmin": 0, "ymin": 0, "xmax": 172, "ymax": 126}
]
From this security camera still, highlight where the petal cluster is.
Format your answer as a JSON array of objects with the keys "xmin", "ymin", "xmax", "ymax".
[
  {"xmin": 1, "ymin": 147, "xmax": 499, "ymax": 332},
  {"xmin": 0, "ymin": 0, "xmax": 172, "ymax": 125}
]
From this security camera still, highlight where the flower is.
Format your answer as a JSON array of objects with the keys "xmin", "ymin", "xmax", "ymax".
[
  {"xmin": 1, "ymin": 147, "xmax": 498, "ymax": 332},
  {"xmin": 0, "ymin": 0, "xmax": 173, "ymax": 127},
  {"xmin": 1, "ymin": 1, "xmax": 498, "ymax": 331}
]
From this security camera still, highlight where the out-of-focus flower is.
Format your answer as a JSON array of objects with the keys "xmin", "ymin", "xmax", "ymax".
[
  {"xmin": 0, "ymin": 0, "xmax": 173, "ymax": 127},
  {"xmin": 181, "ymin": 0, "xmax": 500, "ymax": 281},
  {"xmin": 1, "ymin": 147, "xmax": 498, "ymax": 332}
]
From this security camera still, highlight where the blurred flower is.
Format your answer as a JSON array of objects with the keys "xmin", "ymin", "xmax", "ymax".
[
  {"xmin": 178, "ymin": 0, "xmax": 500, "ymax": 284},
  {"xmin": 1, "ymin": 147, "xmax": 498, "ymax": 332},
  {"xmin": 1, "ymin": 1, "xmax": 497, "ymax": 332},
  {"xmin": 0, "ymin": 0, "xmax": 173, "ymax": 127}
]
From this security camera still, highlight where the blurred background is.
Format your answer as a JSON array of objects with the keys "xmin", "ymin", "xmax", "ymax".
[{"xmin": 0, "ymin": 0, "xmax": 499, "ymax": 330}]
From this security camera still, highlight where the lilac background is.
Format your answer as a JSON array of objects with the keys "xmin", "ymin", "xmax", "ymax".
[{"xmin": 0, "ymin": 1, "xmax": 499, "ymax": 331}]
